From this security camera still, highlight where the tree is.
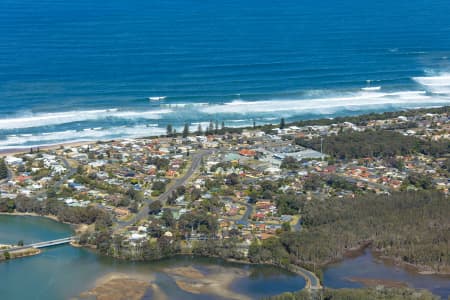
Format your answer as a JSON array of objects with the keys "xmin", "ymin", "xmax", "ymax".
[
  {"xmin": 161, "ymin": 208, "xmax": 175, "ymax": 228},
  {"xmin": 0, "ymin": 158, "xmax": 8, "ymax": 180},
  {"xmin": 197, "ymin": 124, "xmax": 203, "ymax": 135},
  {"xmin": 221, "ymin": 121, "xmax": 225, "ymax": 131},
  {"xmin": 17, "ymin": 240, "xmax": 24, "ymax": 246},
  {"xmin": 282, "ymin": 222, "xmax": 291, "ymax": 232},
  {"xmin": 166, "ymin": 124, "xmax": 173, "ymax": 137},
  {"xmin": 208, "ymin": 120, "xmax": 214, "ymax": 134},
  {"xmin": 148, "ymin": 200, "xmax": 162, "ymax": 215},
  {"xmin": 280, "ymin": 118, "xmax": 286, "ymax": 129},
  {"xmin": 182, "ymin": 123, "xmax": 189, "ymax": 138},
  {"xmin": 225, "ymin": 173, "xmax": 240, "ymax": 186}
]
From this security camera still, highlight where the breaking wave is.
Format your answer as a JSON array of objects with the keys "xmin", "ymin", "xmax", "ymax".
[
  {"xmin": 1, "ymin": 71, "xmax": 450, "ymax": 149},
  {"xmin": 0, "ymin": 108, "xmax": 172, "ymax": 130}
]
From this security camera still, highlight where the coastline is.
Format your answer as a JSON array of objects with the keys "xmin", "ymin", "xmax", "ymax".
[
  {"xmin": 0, "ymin": 140, "xmax": 98, "ymax": 157},
  {"xmin": 0, "ymin": 106, "xmax": 447, "ymax": 157}
]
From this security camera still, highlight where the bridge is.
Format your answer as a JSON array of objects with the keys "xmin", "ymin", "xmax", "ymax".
[
  {"xmin": 28, "ymin": 237, "xmax": 75, "ymax": 249},
  {"xmin": 0, "ymin": 236, "xmax": 75, "ymax": 254}
]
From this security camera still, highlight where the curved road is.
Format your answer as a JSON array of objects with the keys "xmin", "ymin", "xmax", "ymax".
[{"xmin": 288, "ymin": 264, "xmax": 322, "ymax": 290}]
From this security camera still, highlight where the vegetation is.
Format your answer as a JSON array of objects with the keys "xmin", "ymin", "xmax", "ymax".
[
  {"xmin": 0, "ymin": 158, "xmax": 8, "ymax": 180},
  {"xmin": 246, "ymin": 190, "xmax": 449, "ymax": 274},
  {"xmin": 266, "ymin": 287, "xmax": 440, "ymax": 300},
  {"xmin": 296, "ymin": 130, "xmax": 449, "ymax": 159},
  {"xmin": 0, "ymin": 195, "xmax": 111, "ymax": 225}
]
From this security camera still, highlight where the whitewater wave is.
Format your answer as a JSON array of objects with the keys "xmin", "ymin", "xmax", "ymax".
[
  {"xmin": 199, "ymin": 90, "xmax": 448, "ymax": 115},
  {"xmin": 1, "ymin": 72, "xmax": 450, "ymax": 149},
  {"xmin": 0, "ymin": 125, "xmax": 166, "ymax": 149},
  {"xmin": 413, "ymin": 73, "xmax": 450, "ymax": 94},
  {"xmin": 0, "ymin": 108, "xmax": 172, "ymax": 130}
]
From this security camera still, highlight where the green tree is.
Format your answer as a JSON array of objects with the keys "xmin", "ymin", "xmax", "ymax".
[
  {"xmin": 166, "ymin": 124, "xmax": 173, "ymax": 137},
  {"xmin": 197, "ymin": 124, "xmax": 203, "ymax": 135},
  {"xmin": 0, "ymin": 158, "xmax": 8, "ymax": 180},
  {"xmin": 148, "ymin": 200, "xmax": 162, "ymax": 215},
  {"xmin": 182, "ymin": 123, "xmax": 189, "ymax": 138},
  {"xmin": 280, "ymin": 118, "xmax": 286, "ymax": 129}
]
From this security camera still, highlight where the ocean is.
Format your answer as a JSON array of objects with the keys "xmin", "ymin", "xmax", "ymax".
[{"xmin": 1, "ymin": 0, "xmax": 450, "ymax": 149}]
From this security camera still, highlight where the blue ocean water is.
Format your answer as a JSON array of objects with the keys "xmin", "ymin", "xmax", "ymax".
[{"xmin": 1, "ymin": 0, "xmax": 450, "ymax": 148}]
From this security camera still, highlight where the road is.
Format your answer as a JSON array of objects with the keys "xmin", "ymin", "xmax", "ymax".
[
  {"xmin": 33, "ymin": 157, "xmax": 77, "ymax": 198},
  {"xmin": 288, "ymin": 264, "xmax": 322, "ymax": 290},
  {"xmin": 118, "ymin": 149, "xmax": 213, "ymax": 228},
  {"xmin": 235, "ymin": 202, "xmax": 253, "ymax": 226},
  {"xmin": 0, "ymin": 237, "xmax": 75, "ymax": 254}
]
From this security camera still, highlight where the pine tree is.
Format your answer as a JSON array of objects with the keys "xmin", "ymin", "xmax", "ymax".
[
  {"xmin": 280, "ymin": 118, "xmax": 286, "ymax": 129},
  {"xmin": 182, "ymin": 123, "xmax": 189, "ymax": 138},
  {"xmin": 197, "ymin": 124, "xmax": 203, "ymax": 135},
  {"xmin": 0, "ymin": 159, "xmax": 8, "ymax": 180},
  {"xmin": 166, "ymin": 124, "xmax": 173, "ymax": 137},
  {"xmin": 208, "ymin": 120, "xmax": 214, "ymax": 134}
]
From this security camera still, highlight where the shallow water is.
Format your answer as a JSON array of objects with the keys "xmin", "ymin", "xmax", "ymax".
[
  {"xmin": 323, "ymin": 249, "xmax": 450, "ymax": 299},
  {"xmin": 0, "ymin": 215, "xmax": 305, "ymax": 299}
]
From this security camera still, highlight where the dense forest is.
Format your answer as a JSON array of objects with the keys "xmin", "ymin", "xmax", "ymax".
[
  {"xmin": 248, "ymin": 190, "xmax": 450, "ymax": 274},
  {"xmin": 266, "ymin": 287, "xmax": 440, "ymax": 300},
  {"xmin": 295, "ymin": 130, "xmax": 449, "ymax": 159}
]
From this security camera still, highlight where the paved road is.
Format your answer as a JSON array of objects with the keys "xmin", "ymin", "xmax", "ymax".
[
  {"xmin": 288, "ymin": 264, "xmax": 322, "ymax": 290},
  {"xmin": 236, "ymin": 203, "xmax": 253, "ymax": 226},
  {"xmin": 118, "ymin": 149, "xmax": 213, "ymax": 228},
  {"xmin": 33, "ymin": 157, "xmax": 77, "ymax": 198},
  {"xmin": 0, "ymin": 237, "xmax": 75, "ymax": 254}
]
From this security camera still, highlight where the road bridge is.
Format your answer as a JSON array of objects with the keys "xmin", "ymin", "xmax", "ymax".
[{"xmin": 0, "ymin": 236, "xmax": 75, "ymax": 254}]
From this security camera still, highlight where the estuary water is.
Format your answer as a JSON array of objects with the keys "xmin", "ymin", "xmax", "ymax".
[
  {"xmin": 0, "ymin": 215, "xmax": 449, "ymax": 299},
  {"xmin": 1, "ymin": 0, "xmax": 450, "ymax": 148},
  {"xmin": 0, "ymin": 215, "xmax": 306, "ymax": 300}
]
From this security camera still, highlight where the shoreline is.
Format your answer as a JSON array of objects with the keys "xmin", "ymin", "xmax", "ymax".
[
  {"xmin": 2, "ymin": 211, "xmax": 449, "ymax": 298},
  {"xmin": 3, "ymin": 212, "xmax": 446, "ymax": 279},
  {"xmin": 0, "ymin": 211, "xmax": 60, "ymax": 222},
  {"xmin": 0, "ymin": 247, "xmax": 41, "ymax": 261},
  {"xmin": 0, "ymin": 212, "xmax": 87, "ymax": 235},
  {"xmin": 0, "ymin": 140, "xmax": 97, "ymax": 157},
  {"xmin": 1, "ymin": 105, "xmax": 448, "ymax": 157}
]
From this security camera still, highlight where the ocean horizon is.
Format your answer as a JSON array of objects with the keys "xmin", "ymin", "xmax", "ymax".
[{"xmin": 1, "ymin": 0, "xmax": 450, "ymax": 149}]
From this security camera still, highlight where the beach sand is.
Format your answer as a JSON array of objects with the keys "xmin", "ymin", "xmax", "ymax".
[
  {"xmin": 165, "ymin": 265, "xmax": 251, "ymax": 300},
  {"xmin": 77, "ymin": 273, "xmax": 158, "ymax": 300},
  {"xmin": 0, "ymin": 140, "xmax": 97, "ymax": 157}
]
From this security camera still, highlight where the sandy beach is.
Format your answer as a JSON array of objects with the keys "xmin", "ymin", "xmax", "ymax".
[{"xmin": 0, "ymin": 140, "xmax": 97, "ymax": 157}]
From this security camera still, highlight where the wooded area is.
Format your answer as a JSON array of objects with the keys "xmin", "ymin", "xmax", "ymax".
[
  {"xmin": 295, "ymin": 130, "xmax": 449, "ymax": 159},
  {"xmin": 248, "ymin": 190, "xmax": 450, "ymax": 274},
  {"xmin": 266, "ymin": 287, "xmax": 439, "ymax": 300}
]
